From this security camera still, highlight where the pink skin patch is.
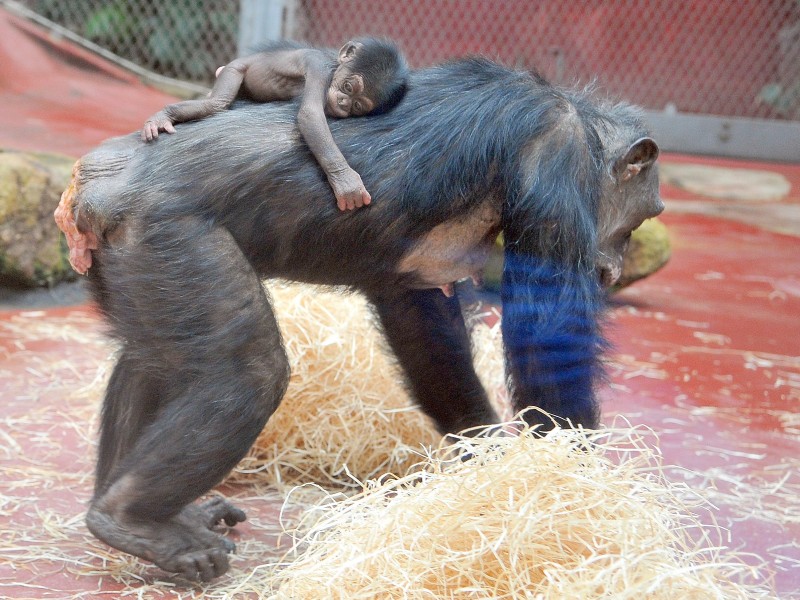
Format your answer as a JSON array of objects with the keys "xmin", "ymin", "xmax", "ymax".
[{"xmin": 54, "ymin": 163, "xmax": 98, "ymax": 275}]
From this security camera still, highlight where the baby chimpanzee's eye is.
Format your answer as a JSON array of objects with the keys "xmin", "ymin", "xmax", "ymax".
[
  {"xmin": 353, "ymin": 101, "xmax": 363, "ymax": 114},
  {"xmin": 343, "ymin": 81, "xmax": 353, "ymax": 94}
]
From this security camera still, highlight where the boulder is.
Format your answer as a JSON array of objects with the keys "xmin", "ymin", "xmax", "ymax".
[
  {"xmin": 614, "ymin": 217, "xmax": 671, "ymax": 289},
  {"xmin": 0, "ymin": 151, "xmax": 76, "ymax": 287}
]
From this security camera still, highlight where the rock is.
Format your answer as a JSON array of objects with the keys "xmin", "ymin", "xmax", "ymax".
[
  {"xmin": 0, "ymin": 150, "xmax": 76, "ymax": 287},
  {"xmin": 614, "ymin": 217, "xmax": 670, "ymax": 289}
]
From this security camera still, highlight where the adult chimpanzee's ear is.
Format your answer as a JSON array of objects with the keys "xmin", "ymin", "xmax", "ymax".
[
  {"xmin": 614, "ymin": 137, "xmax": 660, "ymax": 182},
  {"xmin": 338, "ymin": 40, "xmax": 363, "ymax": 63}
]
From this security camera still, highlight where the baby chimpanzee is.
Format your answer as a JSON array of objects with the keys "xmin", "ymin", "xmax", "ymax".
[
  {"xmin": 55, "ymin": 38, "xmax": 408, "ymax": 275},
  {"xmin": 142, "ymin": 38, "xmax": 408, "ymax": 210}
]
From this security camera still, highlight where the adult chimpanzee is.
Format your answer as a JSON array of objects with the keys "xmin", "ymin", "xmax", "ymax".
[{"xmin": 62, "ymin": 57, "xmax": 661, "ymax": 580}]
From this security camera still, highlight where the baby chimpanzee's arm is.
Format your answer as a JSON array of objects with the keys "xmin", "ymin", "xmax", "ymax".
[
  {"xmin": 296, "ymin": 53, "xmax": 371, "ymax": 211},
  {"xmin": 141, "ymin": 57, "xmax": 254, "ymax": 142}
]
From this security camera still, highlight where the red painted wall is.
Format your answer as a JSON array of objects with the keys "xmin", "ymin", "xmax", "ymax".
[{"xmin": 296, "ymin": 0, "xmax": 797, "ymax": 119}]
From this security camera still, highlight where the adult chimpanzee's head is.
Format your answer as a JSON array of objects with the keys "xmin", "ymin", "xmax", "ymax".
[
  {"xmin": 326, "ymin": 38, "xmax": 409, "ymax": 118},
  {"xmin": 596, "ymin": 136, "xmax": 662, "ymax": 287}
]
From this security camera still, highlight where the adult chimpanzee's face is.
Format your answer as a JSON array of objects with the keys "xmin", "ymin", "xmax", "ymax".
[{"xmin": 595, "ymin": 137, "xmax": 663, "ymax": 287}]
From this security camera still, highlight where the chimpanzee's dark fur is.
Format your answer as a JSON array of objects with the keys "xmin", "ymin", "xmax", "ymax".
[{"xmin": 77, "ymin": 57, "xmax": 662, "ymax": 580}]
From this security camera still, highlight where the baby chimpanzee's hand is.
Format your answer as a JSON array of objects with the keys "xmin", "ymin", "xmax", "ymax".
[
  {"xmin": 330, "ymin": 168, "xmax": 371, "ymax": 211},
  {"xmin": 142, "ymin": 111, "xmax": 177, "ymax": 142}
]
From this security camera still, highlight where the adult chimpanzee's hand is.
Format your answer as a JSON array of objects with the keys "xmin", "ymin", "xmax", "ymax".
[{"xmin": 329, "ymin": 167, "xmax": 371, "ymax": 211}]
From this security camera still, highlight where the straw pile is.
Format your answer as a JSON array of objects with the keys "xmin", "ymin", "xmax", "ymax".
[
  {"xmin": 240, "ymin": 283, "xmax": 508, "ymax": 489},
  {"xmin": 227, "ymin": 284, "xmax": 772, "ymax": 598},
  {"xmin": 270, "ymin": 423, "xmax": 770, "ymax": 599}
]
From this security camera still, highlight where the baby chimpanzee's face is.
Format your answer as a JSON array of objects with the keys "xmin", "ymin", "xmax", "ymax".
[{"xmin": 326, "ymin": 64, "xmax": 376, "ymax": 118}]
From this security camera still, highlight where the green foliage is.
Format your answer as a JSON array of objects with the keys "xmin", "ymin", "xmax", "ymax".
[
  {"xmin": 758, "ymin": 83, "xmax": 800, "ymax": 120},
  {"xmin": 29, "ymin": 0, "xmax": 238, "ymax": 84},
  {"xmin": 84, "ymin": 1, "xmax": 135, "ymax": 42}
]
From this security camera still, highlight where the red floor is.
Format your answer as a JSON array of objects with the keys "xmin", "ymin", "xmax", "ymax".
[
  {"xmin": 1, "ymin": 6, "xmax": 798, "ymax": 598},
  {"xmin": 607, "ymin": 211, "xmax": 800, "ymax": 593},
  {"xmin": 0, "ymin": 8, "xmax": 177, "ymax": 156}
]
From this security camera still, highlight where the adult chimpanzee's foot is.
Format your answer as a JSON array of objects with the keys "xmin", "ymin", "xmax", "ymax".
[
  {"xmin": 187, "ymin": 496, "xmax": 248, "ymax": 529},
  {"xmin": 86, "ymin": 497, "xmax": 246, "ymax": 581}
]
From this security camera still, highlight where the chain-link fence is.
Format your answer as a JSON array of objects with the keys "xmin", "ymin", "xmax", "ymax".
[
  {"xmin": 292, "ymin": 0, "xmax": 799, "ymax": 122},
  {"xmin": 17, "ymin": 0, "xmax": 238, "ymax": 83},
  {"xmin": 13, "ymin": 0, "xmax": 800, "ymax": 122}
]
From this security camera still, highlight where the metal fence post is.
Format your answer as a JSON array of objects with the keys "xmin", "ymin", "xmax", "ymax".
[{"xmin": 238, "ymin": 0, "xmax": 298, "ymax": 55}]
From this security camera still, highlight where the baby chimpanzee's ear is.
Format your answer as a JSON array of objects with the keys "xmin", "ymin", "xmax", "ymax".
[{"xmin": 338, "ymin": 40, "xmax": 364, "ymax": 63}]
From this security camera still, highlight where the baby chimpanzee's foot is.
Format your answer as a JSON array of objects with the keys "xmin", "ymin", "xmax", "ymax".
[{"xmin": 86, "ymin": 497, "xmax": 247, "ymax": 581}]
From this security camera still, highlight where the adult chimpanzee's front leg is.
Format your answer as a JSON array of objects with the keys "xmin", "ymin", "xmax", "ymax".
[
  {"xmin": 85, "ymin": 217, "xmax": 289, "ymax": 581},
  {"xmin": 368, "ymin": 287, "xmax": 499, "ymax": 434},
  {"xmin": 500, "ymin": 251, "xmax": 603, "ymax": 430}
]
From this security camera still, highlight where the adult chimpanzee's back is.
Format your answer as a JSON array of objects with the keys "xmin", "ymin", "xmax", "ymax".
[{"xmin": 68, "ymin": 57, "xmax": 662, "ymax": 580}]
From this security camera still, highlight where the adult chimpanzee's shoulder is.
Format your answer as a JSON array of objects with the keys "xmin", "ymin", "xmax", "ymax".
[
  {"xmin": 415, "ymin": 56, "xmax": 532, "ymax": 88},
  {"xmin": 248, "ymin": 39, "xmax": 316, "ymax": 55}
]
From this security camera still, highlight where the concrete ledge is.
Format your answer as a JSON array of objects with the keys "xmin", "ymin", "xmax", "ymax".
[{"xmin": 644, "ymin": 111, "xmax": 800, "ymax": 163}]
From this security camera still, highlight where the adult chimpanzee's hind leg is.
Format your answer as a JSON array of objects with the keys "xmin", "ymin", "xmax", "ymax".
[
  {"xmin": 86, "ymin": 217, "xmax": 289, "ymax": 581},
  {"xmin": 368, "ymin": 288, "xmax": 499, "ymax": 434},
  {"xmin": 93, "ymin": 351, "xmax": 165, "ymax": 498}
]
